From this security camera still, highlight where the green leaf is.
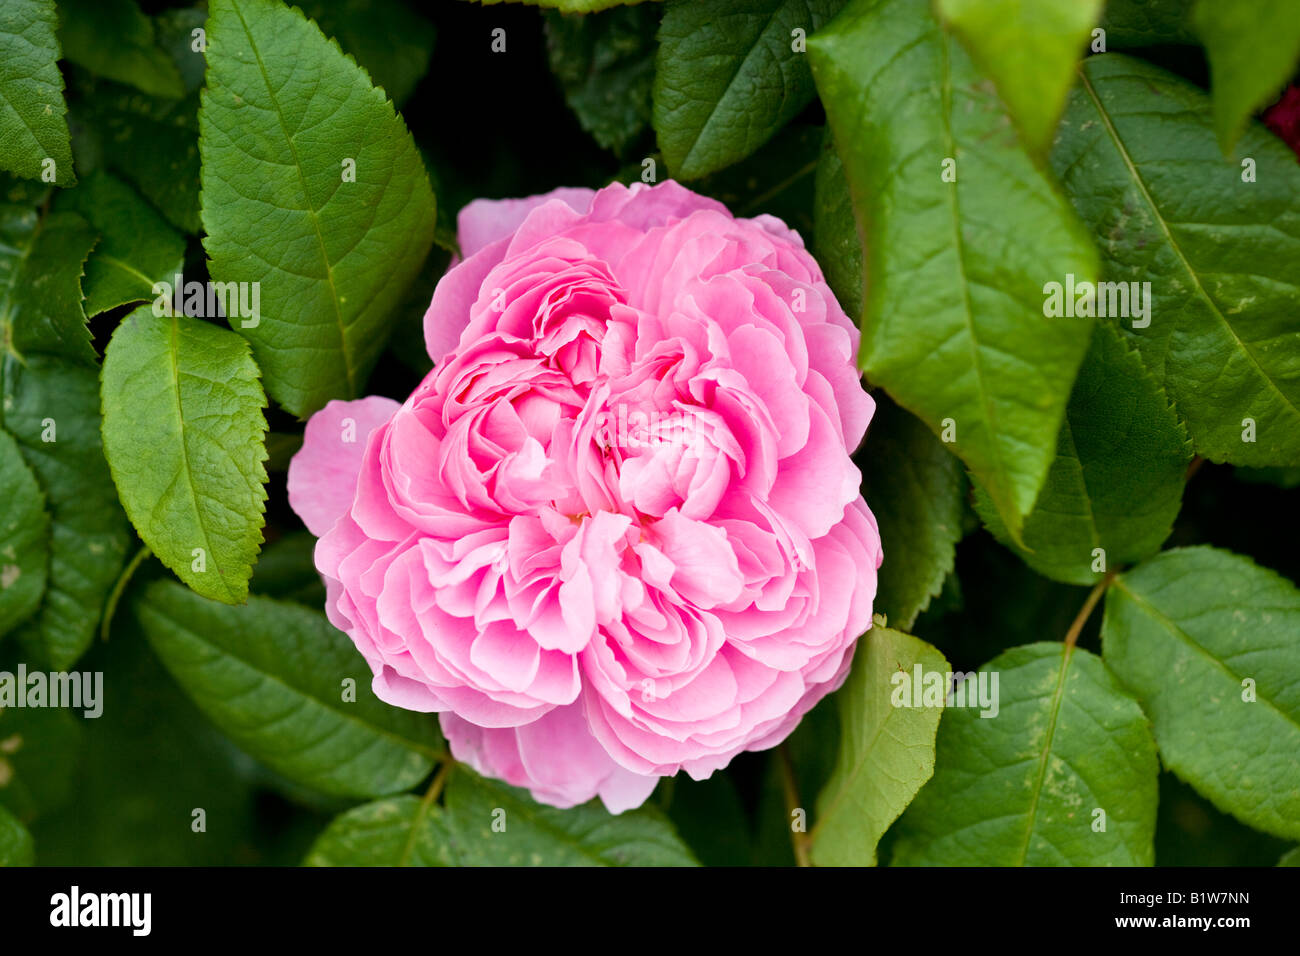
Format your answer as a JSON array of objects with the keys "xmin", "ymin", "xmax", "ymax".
[
  {"xmin": 1052, "ymin": 54, "xmax": 1300, "ymax": 468},
  {"xmin": 860, "ymin": 400, "xmax": 967, "ymax": 629},
  {"xmin": 474, "ymin": 0, "xmax": 660, "ymax": 13},
  {"xmin": 1102, "ymin": 546, "xmax": 1300, "ymax": 841},
  {"xmin": 1280, "ymin": 846, "xmax": 1300, "ymax": 866},
  {"xmin": 812, "ymin": 130, "xmax": 861, "ymax": 320},
  {"xmin": 101, "ymin": 307, "xmax": 268, "ymax": 605},
  {"xmin": 974, "ymin": 323, "xmax": 1191, "ymax": 585},
  {"xmin": 809, "ymin": 0, "xmax": 1100, "ymax": 541},
  {"xmin": 26, "ymin": 611, "xmax": 322, "ymax": 865},
  {"xmin": 54, "ymin": 171, "xmax": 185, "ymax": 316},
  {"xmin": 1193, "ymin": 0, "xmax": 1300, "ymax": 153},
  {"xmin": 546, "ymin": 4, "xmax": 657, "ymax": 156},
  {"xmin": 311, "ymin": 769, "xmax": 704, "ymax": 867},
  {"xmin": 0, "ymin": 651, "xmax": 85, "ymax": 822},
  {"xmin": 1, "ymin": 356, "xmax": 131, "ymax": 668},
  {"xmin": 304, "ymin": 794, "xmax": 454, "ymax": 866},
  {"xmin": 135, "ymin": 579, "xmax": 442, "ymax": 799},
  {"xmin": 296, "ymin": 0, "xmax": 435, "ymax": 108},
  {"xmin": 653, "ymin": 0, "xmax": 844, "ymax": 179},
  {"xmin": 0, "ymin": 429, "xmax": 49, "ymax": 638},
  {"xmin": 0, "ymin": 0, "xmax": 74, "ymax": 185},
  {"xmin": 444, "ymin": 766, "xmax": 697, "ymax": 866},
  {"xmin": 58, "ymin": 0, "xmax": 185, "ymax": 99},
  {"xmin": 73, "ymin": 80, "xmax": 201, "ymax": 233},
  {"xmin": 893, "ymin": 642, "xmax": 1159, "ymax": 866},
  {"xmin": 0, "ymin": 803, "xmax": 34, "ymax": 866},
  {"xmin": 1098, "ymin": 0, "xmax": 1196, "ymax": 47},
  {"xmin": 936, "ymin": 0, "xmax": 1103, "ymax": 156},
  {"xmin": 811, "ymin": 625, "xmax": 948, "ymax": 866},
  {"xmin": 0, "ymin": 204, "xmax": 97, "ymax": 365},
  {"xmin": 199, "ymin": 0, "xmax": 437, "ymax": 417}
]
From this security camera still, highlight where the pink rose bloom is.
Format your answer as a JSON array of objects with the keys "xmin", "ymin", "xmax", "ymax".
[{"xmin": 288, "ymin": 181, "xmax": 881, "ymax": 813}]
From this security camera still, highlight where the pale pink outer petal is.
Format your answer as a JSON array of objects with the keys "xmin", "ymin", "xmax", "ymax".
[
  {"xmin": 585, "ymin": 180, "xmax": 729, "ymax": 229},
  {"xmin": 441, "ymin": 704, "xmax": 659, "ymax": 814},
  {"xmin": 287, "ymin": 396, "xmax": 402, "ymax": 536},
  {"xmin": 422, "ymin": 235, "xmax": 512, "ymax": 368},
  {"xmin": 457, "ymin": 187, "xmax": 596, "ymax": 259}
]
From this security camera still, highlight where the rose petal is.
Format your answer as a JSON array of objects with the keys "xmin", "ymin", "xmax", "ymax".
[{"xmin": 288, "ymin": 396, "xmax": 401, "ymax": 536}]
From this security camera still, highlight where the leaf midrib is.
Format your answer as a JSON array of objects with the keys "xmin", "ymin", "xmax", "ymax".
[
  {"xmin": 1012, "ymin": 644, "xmax": 1075, "ymax": 866},
  {"xmin": 1112, "ymin": 575, "xmax": 1300, "ymax": 736},
  {"xmin": 97, "ymin": 253, "xmax": 159, "ymax": 298},
  {"xmin": 454, "ymin": 771, "xmax": 644, "ymax": 866},
  {"xmin": 937, "ymin": 30, "xmax": 1016, "ymax": 530},
  {"xmin": 811, "ymin": 642, "xmax": 935, "ymax": 853},
  {"xmin": 1077, "ymin": 63, "xmax": 1300, "ymax": 426},
  {"xmin": 674, "ymin": 1, "xmax": 789, "ymax": 175},
  {"xmin": 1058, "ymin": 417, "xmax": 1104, "ymax": 559},
  {"xmin": 226, "ymin": 0, "xmax": 356, "ymax": 397},
  {"xmin": 163, "ymin": 313, "xmax": 233, "ymax": 601},
  {"xmin": 142, "ymin": 593, "xmax": 443, "ymax": 761},
  {"xmin": 0, "ymin": 5, "xmax": 67, "ymax": 167},
  {"xmin": 397, "ymin": 792, "xmax": 439, "ymax": 866}
]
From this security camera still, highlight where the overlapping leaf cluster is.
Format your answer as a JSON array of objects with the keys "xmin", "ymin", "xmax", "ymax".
[{"xmin": 0, "ymin": 0, "xmax": 1296, "ymax": 868}]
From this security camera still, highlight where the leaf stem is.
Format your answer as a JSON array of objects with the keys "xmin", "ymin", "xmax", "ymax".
[
  {"xmin": 1063, "ymin": 570, "xmax": 1115, "ymax": 651},
  {"xmin": 100, "ymin": 544, "xmax": 152, "ymax": 642},
  {"xmin": 777, "ymin": 743, "xmax": 812, "ymax": 867},
  {"xmin": 397, "ymin": 759, "xmax": 453, "ymax": 867},
  {"xmin": 426, "ymin": 759, "xmax": 452, "ymax": 804}
]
